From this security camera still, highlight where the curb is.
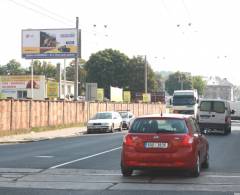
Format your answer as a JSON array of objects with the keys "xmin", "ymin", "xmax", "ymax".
[{"xmin": 0, "ymin": 130, "xmax": 87, "ymax": 144}]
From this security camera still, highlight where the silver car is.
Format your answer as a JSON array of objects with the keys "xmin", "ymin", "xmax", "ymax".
[{"xmin": 87, "ymin": 111, "xmax": 123, "ymax": 133}]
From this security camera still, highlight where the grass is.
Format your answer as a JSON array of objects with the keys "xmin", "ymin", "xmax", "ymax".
[{"xmin": 0, "ymin": 123, "xmax": 86, "ymax": 137}]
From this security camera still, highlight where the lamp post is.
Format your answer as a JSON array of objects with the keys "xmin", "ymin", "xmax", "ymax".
[{"xmin": 144, "ymin": 55, "xmax": 147, "ymax": 93}]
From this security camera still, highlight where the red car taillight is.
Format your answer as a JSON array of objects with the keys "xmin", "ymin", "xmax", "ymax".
[
  {"xmin": 180, "ymin": 135, "xmax": 194, "ymax": 146},
  {"xmin": 123, "ymin": 134, "xmax": 134, "ymax": 146}
]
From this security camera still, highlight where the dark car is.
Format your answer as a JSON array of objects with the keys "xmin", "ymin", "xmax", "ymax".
[
  {"xmin": 118, "ymin": 111, "xmax": 134, "ymax": 129},
  {"xmin": 121, "ymin": 114, "xmax": 209, "ymax": 177}
]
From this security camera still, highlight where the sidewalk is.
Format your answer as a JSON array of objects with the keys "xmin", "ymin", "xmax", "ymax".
[{"xmin": 0, "ymin": 126, "xmax": 87, "ymax": 144}]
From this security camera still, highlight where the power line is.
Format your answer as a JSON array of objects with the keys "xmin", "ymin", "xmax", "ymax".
[
  {"xmin": 24, "ymin": 0, "xmax": 73, "ymax": 24},
  {"xmin": 181, "ymin": 0, "xmax": 192, "ymax": 21},
  {"xmin": 8, "ymin": 0, "xmax": 72, "ymax": 27}
]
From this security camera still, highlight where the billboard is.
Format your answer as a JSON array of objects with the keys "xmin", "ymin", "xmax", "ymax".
[
  {"xmin": 85, "ymin": 83, "xmax": 97, "ymax": 101},
  {"xmin": 110, "ymin": 86, "xmax": 123, "ymax": 102},
  {"xmin": 22, "ymin": 29, "xmax": 78, "ymax": 59},
  {"xmin": 47, "ymin": 80, "xmax": 59, "ymax": 98},
  {"xmin": 123, "ymin": 91, "xmax": 131, "ymax": 102},
  {"xmin": 0, "ymin": 75, "xmax": 42, "ymax": 89},
  {"xmin": 142, "ymin": 93, "xmax": 151, "ymax": 103},
  {"xmin": 97, "ymin": 88, "xmax": 104, "ymax": 101}
]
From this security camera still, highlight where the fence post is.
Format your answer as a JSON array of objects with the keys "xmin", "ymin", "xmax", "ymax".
[
  {"xmin": 29, "ymin": 100, "xmax": 32, "ymax": 129},
  {"xmin": 63, "ymin": 101, "xmax": 65, "ymax": 125},
  {"xmin": 48, "ymin": 100, "xmax": 50, "ymax": 126},
  {"xmin": 138, "ymin": 103, "xmax": 140, "ymax": 116},
  {"xmin": 75, "ymin": 101, "xmax": 78, "ymax": 123},
  {"xmin": 10, "ymin": 99, "xmax": 13, "ymax": 131}
]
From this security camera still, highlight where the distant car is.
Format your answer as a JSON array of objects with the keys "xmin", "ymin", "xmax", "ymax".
[
  {"xmin": 118, "ymin": 111, "xmax": 134, "ymax": 129},
  {"xmin": 87, "ymin": 111, "xmax": 123, "ymax": 133},
  {"xmin": 121, "ymin": 114, "xmax": 209, "ymax": 177}
]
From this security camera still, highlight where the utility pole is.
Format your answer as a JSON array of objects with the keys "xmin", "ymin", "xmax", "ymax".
[
  {"xmin": 179, "ymin": 74, "xmax": 183, "ymax": 90},
  {"xmin": 144, "ymin": 55, "xmax": 148, "ymax": 93},
  {"xmin": 74, "ymin": 17, "xmax": 79, "ymax": 101}
]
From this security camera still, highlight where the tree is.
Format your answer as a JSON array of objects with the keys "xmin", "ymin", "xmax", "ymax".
[
  {"xmin": 85, "ymin": 49, "xmax": 129, "ymax": 97},
  {"xmin": 165, "ymin": 71, "xmax": 193, "ymax": 95},
  {"xmin": 192, "ymin": 76, "xmax": 206, "ymax": 96},
  {"xmin": 127, "ymin": 56, "xmax": 157, "ymax": 95},
  {"xmin": 0, "ymin": 59, "xmax": 25, "ymax": 75},
  {"xmin": 66, "ymin": 59, "xmax": 87, "ymax": 95},
  {"xmin": 25, "ymin": 60, "xmax": 57, "ymax": 79},
  {"xmin": 155, "ymin": 72, "xmax": 164, "ymax": 91}
]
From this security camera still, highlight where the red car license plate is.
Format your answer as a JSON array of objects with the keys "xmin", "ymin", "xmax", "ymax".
[{"xmin": 144, "ymin": 142, "xmax": 168, "ymax": 149}]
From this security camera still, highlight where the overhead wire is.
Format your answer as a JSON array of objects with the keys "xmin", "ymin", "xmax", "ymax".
[
  {"xmin": 24, "ymin": 0, "xmax": 73, "ymax": 24},
  {"xmin": 8, "ymin": 0, "xmax": 72, "ymax": 27}
]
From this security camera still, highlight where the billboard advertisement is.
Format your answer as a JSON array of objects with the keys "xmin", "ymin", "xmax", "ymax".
[
  {"xmin": 123, "ymin": 91, "xmax": 131, "ymax": 102},
  {"xmin": 22, "ymin": 29, "xmax": 78, "ymax": 59},
  {"xmin": 85, "ymin": 83, "xmax": 97, "ymax": 101},
  {"xmin": 0, "ymin": 75, "xmax": 42, "ymax": 89},
  {"xmin": 142, "ymin": 93, "xmax": 151, "ymax": 103},
  {"xmin": 110, "ymin": 86, "xmax": 123, "ymax": 102},
  {"xmin": 97, "ymin": 88, "xmax": 104, "ymax": 101},
  {"xmin": 47, "ymin": 80, "xmax": 59, "ymax": 98}
]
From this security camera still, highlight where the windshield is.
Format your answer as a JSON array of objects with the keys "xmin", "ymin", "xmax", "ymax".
[
  {"xmin": 173, "ymin": 95, "xmax": 195, "ymax": 106},
  {"xmin": 119, "ymin": 112, "xmax": 128, "ymax": 119},
  {"xmin": 130, "ymin": 118, "xmax": 187, "ymax": 134},
  {"xmin": 92, "ymin": 112, "xmax": 112, "ymax": 119}
]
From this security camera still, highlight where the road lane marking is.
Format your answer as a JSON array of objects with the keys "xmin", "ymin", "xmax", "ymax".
[
  {"xmin": 85, "ymin": 173, "xmax": 121, "ymax": 176},
  {"xmin": 49, "ymin": 146, "xmax": 122, "ymax": 169},
  {"xmin": 205, "ymin": 175, "xmax": 240, "ymax": 178},
  {"xmin": 34, "ymin": 156, "xmax": 54, "ymax": 158}
]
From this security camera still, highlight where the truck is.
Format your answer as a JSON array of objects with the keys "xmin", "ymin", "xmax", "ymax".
[{"xmin": 171, "ymin": 89, "xmax": 199, "ymax": 118}]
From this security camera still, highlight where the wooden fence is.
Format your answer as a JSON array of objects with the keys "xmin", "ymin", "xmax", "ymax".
[{"xmin": 0, "ymin": 99, "xmax": 165, "ymax": 131}]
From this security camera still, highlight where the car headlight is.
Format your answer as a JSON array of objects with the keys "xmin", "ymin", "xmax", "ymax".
[{"xmin": 87, "ymin": 123, "xmax": 93, "ymax": 127}]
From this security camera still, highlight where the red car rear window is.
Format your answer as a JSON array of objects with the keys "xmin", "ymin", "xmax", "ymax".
[{"xmin": 129, "ymin": 118, "xmax": 188, "ymax": 134}]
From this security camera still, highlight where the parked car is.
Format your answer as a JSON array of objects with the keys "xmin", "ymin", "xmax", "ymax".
[
  {"xmin": 121, "ymin": 114, "xmax": 209, "ymax": 177},
  {"xmin": 118, "ymin": 111, "xmax": 134, "ymax": 129},
  {"xmin": 87, "ymin": 111, "xmax": 123, "ymax": 133},
  {"xmin": 197, "ymin": 99, "xmax": 235, "ymax": 135}
]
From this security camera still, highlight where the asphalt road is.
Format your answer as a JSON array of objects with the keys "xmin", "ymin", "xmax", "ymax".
[{"xmin": 1, "ymin": 123, "xmax": 240, "ymax": 194}]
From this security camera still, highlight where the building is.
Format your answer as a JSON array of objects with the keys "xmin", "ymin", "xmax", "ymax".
[
  {"xmin": 0, "ymin": 75, "xmax": 74, "ymax": 100},
  {"xmin": 60, "ymin": 80, "xmax": 75, "ymax": 99},
  {"xmin": 203, "ymin": 76, "xmax": 234, "ymax": 101},
  {"xmin": 0, "ymin": 75, "xmax": 46, "ymax": 99}
]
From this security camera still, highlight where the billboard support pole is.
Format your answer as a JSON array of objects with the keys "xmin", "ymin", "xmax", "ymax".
[
  {"xmin": 74, "ymin": 17, "xmax": 79, "ymax": 101},
  {"xmin": 64, "ymin": 59, "xmax": 66, "ymax": 99},
  {"xmin": 31, "ymin": 59, "xmax": 34, "ymax": 99}
]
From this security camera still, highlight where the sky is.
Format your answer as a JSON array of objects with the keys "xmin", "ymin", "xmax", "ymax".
[{"xmin": 1, "ymin": 0, "xmax": 240, "ymax": 85}]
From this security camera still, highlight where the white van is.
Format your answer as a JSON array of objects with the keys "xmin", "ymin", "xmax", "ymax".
[{"xmin": 197, "ymin": 99, "xmax": 235, "ymax": 135}]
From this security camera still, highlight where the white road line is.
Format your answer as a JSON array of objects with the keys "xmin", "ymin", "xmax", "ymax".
[
  {"xmin": 34, "ymin": 156, "xmax": 54, "ymax": 158},
  {"xmin": 205, "ymin": 175, "xmax": 240, "ymax": 178},
  {"xmin": 49, "ymin": 146, "xmax": 122, "ymax": 169}
]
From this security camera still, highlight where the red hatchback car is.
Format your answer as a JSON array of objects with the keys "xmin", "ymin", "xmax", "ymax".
[{"xmin": 121, "ymin": 114, "xmax": 209, "ymax": 177}]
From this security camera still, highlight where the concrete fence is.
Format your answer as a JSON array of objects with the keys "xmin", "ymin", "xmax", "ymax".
[{"xmin": 0, "ymin": 99, "xmax": 165, "ymax": 132}]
